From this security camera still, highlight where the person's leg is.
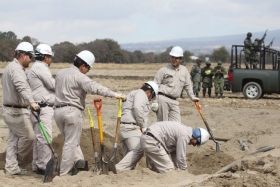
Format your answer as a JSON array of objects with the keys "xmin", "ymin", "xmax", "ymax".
[
  {"xmin": 116, "ymin": 136, "xmax": 143, "ymax": 170},
  {"xmin": 140, "ymin": 135, "xmax": 174, "ymax": 173},
  {"xmin": 32, "ymin": 107, "xmax": 54, "ymax": 171},
  {"xmin": 157, "ymin": 95, "xmax": 170, "ymax": 121},
  {"xmin": 55, "ymin": 107, "xmax": 84, "ymax": 176},
  {"xmin": 4, "ymin": 108, "xmax": 34, "ymax": 174},
  {"xmin": 169, "ymin": 100, "xmax": 181, "ymax": 122}
]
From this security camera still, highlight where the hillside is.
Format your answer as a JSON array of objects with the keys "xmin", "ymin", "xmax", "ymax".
[{"xmin": 121, "ymin": 29, "xmax": 280, "ymax": 55}]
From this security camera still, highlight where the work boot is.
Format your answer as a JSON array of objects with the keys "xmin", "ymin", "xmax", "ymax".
[
  {"xmin": 6, "ymin": 170, "xmax": 30, "ymax": 176},
  {"xmin": 203, "ymin": 93, "xmax": 206, "ymax": 97},
  {"xmin": 36, "ymin": 168, "xmax": 45, "ymax": 175},
  {"xmin": 220, "ymin": 93, "xmax": 223, "ymax": 98},
  {"xmin": 71, "ymin": 160, "xmax": 89, "ymax": 176},
  {"xmin": 215, "ymin": 94, "xmax": 218, "ymax": 98},
  {"xmin": 246, "ymin": 65, "xmax": 249, "ymax": 69},
  {"xmin": 195, "ymin": 93, "xmax": 199, "ymax": 97},
  {"xmin": 208, "ymin": 94, "xmax": 211, "ymax": 98}
]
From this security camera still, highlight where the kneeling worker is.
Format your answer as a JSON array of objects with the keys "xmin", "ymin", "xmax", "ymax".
[
  {"xmin": 140, "ymin": 121, "xmax": 209, "ymax": 173},
  {"xmin": 116, "ymin": 81, "xmax": 158, "ymax": 171}
]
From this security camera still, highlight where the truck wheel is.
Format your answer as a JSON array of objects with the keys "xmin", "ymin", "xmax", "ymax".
[{"xmin": 243, "ymin": 82, "xmax": 262, "ymax": 99}]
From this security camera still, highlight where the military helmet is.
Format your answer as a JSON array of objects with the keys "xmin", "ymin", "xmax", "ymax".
[
  {"xmin": 196, "ymin": 58, "xmax": 202, "ymax": 63},
  {"xmin": 206, "ymin": 61, "xmax": 211, "ymax": 65},
  {"xmin": 247, "ymin": 32, "xmax": 252, "ymax": 37},
  {"xmin": 218, "ymin": 61, "xmax": 222, "ymax": 65}
]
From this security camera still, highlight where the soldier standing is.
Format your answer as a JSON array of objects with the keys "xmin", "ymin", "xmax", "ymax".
[
  {"xmin": 251, "ymin": 38, "xmax": 260, "ymax": 69},
  {"xmin": 244, "ymin": 32, "xmax": 253, "ymax": 69},
  {"xmin": 213, "ymin": 61, "xmax": 227, "ymax": 98},
  {"xmin": 190, "ymin": 58, "xmax": 202, "ymax": 97},
  {"xmin": 201, "ymin": 61, "xmax": 213, "ymax": 97}
]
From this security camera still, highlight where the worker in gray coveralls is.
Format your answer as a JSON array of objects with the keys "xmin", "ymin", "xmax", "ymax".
[
  {"xmin": 141, "ymin": 121, "xmax": 210, "ymax": 173},
  {"xmin": 151, "ymin": 46, "xmax": 199, "ymax": 122},
  {"xmin": 116, "ymin": 81, "xmax": 158, "ymax": 170}
]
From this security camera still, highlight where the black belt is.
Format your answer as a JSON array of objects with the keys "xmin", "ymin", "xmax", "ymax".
[
  {"xmin": 144, "ymin": 132, "xmax": 157, "ymax": 139},
  {"xmin": 3, "ymin": 105, "xmax": 28, "ymax": 109},
  {"xmin": 37, "ymin": 103, "xmax": 54, "ymax": 108},
  {"xmin": 55, "ymin": 105, "xmax": 82, "ymax": 110},
  {"xmin": 158, "ymin": 92, "xmax": 176, "ymax": 100},
  {"xmin": 121, "ymin": 122, "xmax": 137, "ymax": 125}
]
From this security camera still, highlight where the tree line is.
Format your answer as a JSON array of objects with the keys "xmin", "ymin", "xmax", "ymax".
[{"xmin": 0, "ymin": 31, "xmax": 230, "ymax": 63}]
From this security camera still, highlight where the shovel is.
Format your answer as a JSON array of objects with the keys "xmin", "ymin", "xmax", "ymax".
[
  {"xmin": 31, "ymin": 110, "xmax": 60, "ymax": 183},
  {"xmin": 93, "ymin": 99, "xmax": 109, "ymax": 175},
  {"xmin": 108, "ymin": 99, "xmax": 122, "ymax": 174},
  {"xmin": 194, "ymin": 102, "xmax": 220, "ymax": 152},
  {"xmin": 86, "ymin": 107, "xmax": 100, "ymax": 172}
]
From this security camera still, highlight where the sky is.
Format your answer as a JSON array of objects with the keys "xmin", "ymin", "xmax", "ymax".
[{"xmin": 0, "ymin": 0, "xmax": 279, "ymax": 45}]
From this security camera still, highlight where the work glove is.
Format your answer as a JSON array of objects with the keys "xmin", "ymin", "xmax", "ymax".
[
  {"xmin": 151, "ymin": 102, "xmax": 159, "ymax": 112},
  {"xmin": 115, "ymin": 92, "xmax": 127, "ymax": 101},
  {"xmin": 30, "ymin": 103, "xmax": 40, "ymax": 112}
]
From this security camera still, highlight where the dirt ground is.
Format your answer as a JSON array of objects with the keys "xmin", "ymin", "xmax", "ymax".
[{"xmin": 0, "ymin": 62, "xmax": 280, "ymax": 187}]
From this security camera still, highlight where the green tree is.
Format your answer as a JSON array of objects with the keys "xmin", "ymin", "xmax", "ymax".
[{"xmin": 211, "ymin": 46, "xmax": 230, "ymax": 62}]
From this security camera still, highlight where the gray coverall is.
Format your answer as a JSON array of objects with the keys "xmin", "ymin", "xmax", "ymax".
[
  {"xmin": 54, "ymin": 65, "xmax": 116, "ymax": 176},
  {"xmin": 27, "ymin": 60, "xmax": 55, "ymax": 171},
  {"xmin": 154, "ymin": 64, "xmax": 196, "ymax": 122},
  {"xmin": 116, "ymin": 89, "xmax": 150, "ymax": 170},
  {"xmin": 2, "ymin": 58, "xmax": 35, "ymax": 174},
  {"xmin": 140, "ymin": 121, "xmax": 192, "ymax": 173}
]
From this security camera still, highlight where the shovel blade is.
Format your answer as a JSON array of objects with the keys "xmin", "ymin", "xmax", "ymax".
[
  {"xmin": 108, "ymin": 160, "xmax": 117, "ymax": 174},
  {"xmin": 44, "ymin": 157, "xmax": 60, "ymax": 183},
  {"xmin": 99, "ymin": 159, "xmax": 109, "ymax": 175}
]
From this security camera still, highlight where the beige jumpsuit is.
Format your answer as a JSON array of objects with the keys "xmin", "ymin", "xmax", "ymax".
[
  {"xmin": 27, "ymin": 60, "xmax": 55, "ymax": 171},
  {"xmin": 140, "ymin": 121, "xmax": 192, "ymax": 173},
  {"xmin": 154, "ymin": 64, "xmax": 196, "ymax": 122},
  {"xmin": 116, "ymin": 89, "xmax": 150, "ymax": 170},
  {"xmin": 54, "ymin": 65, "xmax": 116, "ymax": 176},
  {"xmin": 2, "ymin": 58, "xmax": 35, "ymax": 174}
]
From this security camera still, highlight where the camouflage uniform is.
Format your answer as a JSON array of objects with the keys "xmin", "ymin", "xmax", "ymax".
[
  {"xmin": 213, "ymin": 61, "xmax": 227, "ymax": 98},
  {"xmin": 201, "ymin": 61, "xmax": 213, "ymax": 97},
  {"xmin": 190, "ymin": 59, "xmax": 202, "ymax": 97},
  {"xmin": 250, "ymin": 38, "xmax": 260, "ymax": 69},
  {"xmin": 244, "ymin": 32, "xmax": 253, "ymax": 69}
]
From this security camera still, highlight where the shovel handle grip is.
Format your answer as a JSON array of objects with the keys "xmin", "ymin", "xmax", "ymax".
[
  {"xmin": 94, "ymin": 99, "xmax": 102, "ymax": 116},
  {"xmin": 114, "ymin": 99, "xmax": 122, "ymax": 143},
  {"xmin": 87, "ymin": 107, "xmax": 94, "ymax": 128}
]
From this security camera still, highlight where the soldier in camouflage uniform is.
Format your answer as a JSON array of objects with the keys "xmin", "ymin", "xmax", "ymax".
[
  {"xmin": 201, "ymin": 61, "xmax": 213, "ymax": 97},
  {"xmin": 244, "ymin": 32, "xmax": 253, "ymax": 69},
  {"xmin": 190, "ymin": 58, "xmax": 202, "ymax": 97},
  {"xmin": 213, "ymin": 61, "xmax": 227, "ymax": 98},
  {"xmin": 250, "ymin": 38, "xmax": 260, "ymax": 69}
]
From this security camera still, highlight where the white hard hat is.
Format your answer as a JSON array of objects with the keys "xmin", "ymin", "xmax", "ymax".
[
  {"xmin": 169, "ymin": 46, "xmax": 183, "ymax": 57},
  {"xmin": 15, "ymin": 42, "xmax": 34, "ymax": 54},
  {"xmin": 76, "ymin": 50, "xmax": 95, "ymax": 67},
  {"xmin": 35, "ymin": 44, "xmax": 54, "ymax": 56},
  {"xmin": 145, "ymin": 81, "xmax": 159, "ymax": 95},
  {"xmin": 192, "ymin": 127, "xmax": 210, "ymax": 146}
]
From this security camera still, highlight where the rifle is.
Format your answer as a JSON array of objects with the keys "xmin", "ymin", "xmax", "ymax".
[
  {"xmin": 258, "ymin": 29, "xmax": 268, "ymax": 46},
  {"xmin": 266, "ymin": 37, "xmax": 275, "ymax": 48}
]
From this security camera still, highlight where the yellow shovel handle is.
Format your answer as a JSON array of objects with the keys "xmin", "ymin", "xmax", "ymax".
[{"xmin": 87, "ymin": 107, "xmax": 94, "ymax": 128}]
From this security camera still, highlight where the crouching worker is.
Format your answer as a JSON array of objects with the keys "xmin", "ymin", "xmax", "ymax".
[
  {"xmin": 116, "ymin": 81, "xmax": 158, "ymax": 171},
  {"xmin": 140, "ymin": 121, "xmax": 209, "ymax": 173},
  {"xmin": 54, "ymin": 50, "xmax": 126, "ymax": 176}
]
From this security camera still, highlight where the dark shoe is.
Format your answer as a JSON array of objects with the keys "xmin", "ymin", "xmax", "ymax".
[
  {"xmin": 246, "ymin": 65, "xmax": 249, "ymax": 69},
  {"xmin": 208, "ymin": 94, "xmax": 211, "ymax": 98},
  {"xmin": 71, "ymin": 160, "xmax": 89, "ymax": 176},
  {"xmin": 203, "ymin": 93, "xmax": 206, "ymax": 97},
  {"xmin": 220, "ymin": 94, "xmax": 223, "ymax": 98},
  {"xmin": 195, "ymin": 93, "xmax": 199, "ymax": 97},
  {"xmin": 36, "ymin": 168, "xmax": 45, "ymax": 175},
  {"xmin": 215, "ymin": 94, "xmax": 218, "ymax": 98},
  {"xmin": 14, "ymin": 170, "xmax": 29, "ymax": 176}
]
